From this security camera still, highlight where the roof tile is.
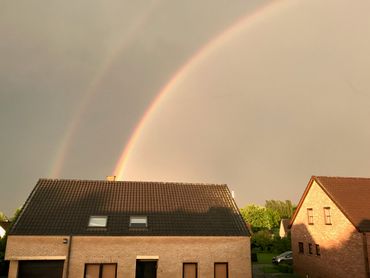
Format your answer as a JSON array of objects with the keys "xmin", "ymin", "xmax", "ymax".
[{"xmin": 10, "ymin": 179, "xmax": 249, "ymax": 236}]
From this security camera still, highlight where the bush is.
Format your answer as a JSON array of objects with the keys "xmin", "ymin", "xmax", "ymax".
[
  {"xmin": 271, "ymin": 236, "xmax": 291, "ymax": 253},
  {"xmin": 251, "ymin": 230, "xmax": 273, "ymax": 252},
  {"xmin": 252, "ymin": 229, "xmax": 292, "ymax": 253}
]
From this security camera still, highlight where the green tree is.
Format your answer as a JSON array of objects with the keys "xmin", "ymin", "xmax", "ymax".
[
  {"xmin": 240, "ymin": 205, "xmax": 276, "ymax": 231},
  {"xmin": 265, "ymin": 200, "xmax": 294, "ymax": 219},
  {"xmin": 251, "ymin": 230, "xmax": 273, "ymax": 251},
  {"xmin": 266, "ymin": 208, "xmax": 280, "ymax": 229},
  {"xmin": 0, "ymin": 212, "xmax": 7, "ymax": 221}
]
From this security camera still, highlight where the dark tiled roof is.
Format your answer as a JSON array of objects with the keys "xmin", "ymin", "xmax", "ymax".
[
  {"xmin": 10, "ymin": 179, "xmax": 249, "ymax": 236},
  {"xmin": 290, "ymin": 176, "xmax": 370, "ymax": 232}
]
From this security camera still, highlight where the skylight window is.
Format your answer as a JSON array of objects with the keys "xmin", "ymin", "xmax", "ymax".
[
  {"xmin": 88, "ymin": 216, "xmax": 108, "ymax": 227},
  {"xmin": 130, "ymin": 216, "xmax": 147, "ymax": 228}
]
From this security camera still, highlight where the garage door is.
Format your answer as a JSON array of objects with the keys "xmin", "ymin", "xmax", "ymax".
[{"xmin": 18, "ymin": 260, "xmax": 64, "ymax": 278}]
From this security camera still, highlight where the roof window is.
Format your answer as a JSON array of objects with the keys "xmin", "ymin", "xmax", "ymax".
[
  {"xmin": 130, "ymin": 216, "xmax": 147, "ymax": 228},
  {"xmin": 88, "ymin": 216, "xmax": 108, "ymax": 227}
]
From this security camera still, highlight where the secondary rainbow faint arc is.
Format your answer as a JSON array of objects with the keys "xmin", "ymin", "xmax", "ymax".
[
  {"xmin": 50, "ymin": 0, "xmax": 162, "ymax": 177},
  {"xmin": 113, "ymin": 0, "xmax": 286, "ymax": 180}
]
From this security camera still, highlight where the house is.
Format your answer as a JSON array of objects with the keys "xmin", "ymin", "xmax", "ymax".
[
  {"xmin": 5, "ymin": 178, "xmax": 251, "ymax": 278},
  {"xmin": 278, "ymin": 218, "xmax": 290, "ymax": 238},
  {"xmin": 290, "ymin": 176, "xmax": 370, "ymax": 278},
  {"xmin": 0, "ymin": 221, "xmax": 11, "ymax": 238}
]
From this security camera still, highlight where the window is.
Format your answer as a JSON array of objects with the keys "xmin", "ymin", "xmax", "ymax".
[
  {"xmin": 316, "ymin": 244, "xmax": 321, "ymax": 256},
  {"xmin": 307, "ymin": 208, "xmax": 314, "ymax": 225},
  {"xmin": 214, "ymin": 263, "xmax": 228, "ymax": 278},
  {"xmin": 84, "ymin": 263, "xmax": 117, "ymax": 278},
  {"xmin": 298, "ymin": 242, "xmax": 304, "ymax": 254},
  {"xmin": 183, "ymin": 263, "xmax": 197, "ymax": 278},
  {"xmin": 324, "ymin": 207, "xmax": 331, "ymax": 225},
  {"xmin": 130, "ymin": 216, "xmax": 147, "ymax": 228},
  {"xmin": 308, "ymin": 243, "xmax": 313, "ymax": 255},
  {"xmin": 88, "ymin": 216, "xmax": 107, "ymax": 227}
]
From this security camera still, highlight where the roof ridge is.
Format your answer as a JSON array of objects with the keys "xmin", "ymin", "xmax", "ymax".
[
  {"xmin": 314, "ymin": 175, "xmax": 370, "ymax": 180},
  {"xmin": 38, "ymin": 178, "xmax": 227, "ymax": 186}
]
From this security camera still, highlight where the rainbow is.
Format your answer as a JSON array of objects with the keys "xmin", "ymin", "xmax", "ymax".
[
  {"xmin": 113, "ymin": 0, "xmax": 287, "ymax": 180},
  {"xmin": 50, "ymin": 0, "xmax": 162, "ymax": 177}
]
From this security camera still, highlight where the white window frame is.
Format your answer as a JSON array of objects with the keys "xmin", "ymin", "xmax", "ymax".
[
  {"xmin": 130, "ymin": 216, "xmax": 147, "ymax": 227},
  {"xmin": 88, "ymin": 216, "xmax": 108, "ymax": 227}
]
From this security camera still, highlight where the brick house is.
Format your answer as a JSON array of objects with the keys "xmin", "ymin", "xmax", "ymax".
[
  {"xmin": 5, "ymin": 179, "xmax": 251, "ymax": 278},
  {"xmin": 290, "ymin": 176, "xmax": 370, "ymax": 278}
]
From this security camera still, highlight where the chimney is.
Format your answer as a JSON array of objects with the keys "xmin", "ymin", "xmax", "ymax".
[{"xmin": 106, "ymin": 175, "xmax": 116, "ymax": 181}]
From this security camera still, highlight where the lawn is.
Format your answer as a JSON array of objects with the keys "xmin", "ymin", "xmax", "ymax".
[
  {"xmin": 255, "ymin": 252, "xmax": 278, "ymax": 264},
  {"xmin": 253, "ymin": 252, "xmax": 297, "ymax": 277}
]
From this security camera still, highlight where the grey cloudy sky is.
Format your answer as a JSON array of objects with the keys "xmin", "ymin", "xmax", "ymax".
[{"xmin": 1, "ymin": 0, "xmax": 370, "ymax": 216}]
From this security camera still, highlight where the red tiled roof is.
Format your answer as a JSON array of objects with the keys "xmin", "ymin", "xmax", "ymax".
[
  {"xmin": 10, "ymin": 179, "xmax": 249, "ymax": 236},
  {"xmin": 315, "ymin": 176, "xmax": 370, "ymax": 232}
]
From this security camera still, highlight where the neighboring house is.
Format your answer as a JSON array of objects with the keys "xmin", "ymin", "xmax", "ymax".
[
  {"xmin": 290, "ymin": 176, "xmax": 370, "ymax": 278},
  {"xmin": 0, "ymin": 221, "xmax": 11, "ymax": 238},
  {"xmin": 5, "ymin": 178, "xmax": 251, "ymax": 278},
  {"xmin": 279, "ymin": 219, "xmax": 290, "ymax": 238}
]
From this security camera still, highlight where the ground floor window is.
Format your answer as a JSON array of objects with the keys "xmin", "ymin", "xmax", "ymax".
[
  {"xmin": 315, "ymin": 244, "xmax": 321, "ymax": 256},
  {"xmin": 214, "ymin": 262, "xmax": 228, "ymax": 278},
  {"xmin": 84, "ymin": 263, "xmax": 117, "ymax": 278},
  {"xmin": 183, "ymin": 263, "xmax": 198, "ymax": 278},
  {"xmin": 308, "ymin": 243, "xmax": 313, "ymax": 255},
  {"xmin": 298, "ymin": 242, "xmax": 304, "ymax": 253}
]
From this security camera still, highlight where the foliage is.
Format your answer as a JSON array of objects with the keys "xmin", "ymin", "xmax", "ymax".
[
  {"xmin": 271, "ymin": 236, "xmax": 291, "ymax": 253},
  {"xmin": 256, "ymin": 252, "xmax": 277, "ymax": 264},
  {"xmin": 251, "ymin": 230, "xmax": 273, "ymax": 251},
  {"xmin": 240, "ymin": 205, "xmax": 277, "ymax": 232},
  {"xmin": 265, "ymin": 200, "xmax": 294, "ymax": 219},
  {"xmin": 0, "ymin": 212, "xmax": 7, "ymax": 222},
  {"xmin": 10, "ymin": 207, "xmax": 21, "ymax": 222},
  {"xmin": 241, "ymin": 200, "xmax": 295, "ymax": 233},
  {"xmin": 241, "ymin": 200, "xmax": 295, "ymax": 252},
  {"xmin": 266, "ymin": 208, "xmax": 280, "ymax": 229}
]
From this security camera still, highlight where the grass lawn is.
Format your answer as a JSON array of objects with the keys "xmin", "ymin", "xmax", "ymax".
[
  {"xmin": 254, "ymin": 252, "xmax": 297, "ymax": 276},
  {"xmin": 256, "ymin": 252, "xmax": 278, "ymax": 264},
  {"xmin": 262, "ymin": 265, "xmax": 278, "ymax": 273}
]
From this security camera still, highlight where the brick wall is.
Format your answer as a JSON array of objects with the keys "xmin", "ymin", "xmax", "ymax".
[
  {"xmin": 6, "ymin": 235, "xmax": 251, "ymax": 278},
  {"xmin": 291, "ymin": 180, "xmax": 367, "ymax": 278}
]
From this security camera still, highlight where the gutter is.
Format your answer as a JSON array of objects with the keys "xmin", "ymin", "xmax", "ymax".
[{"xmin": 65, "ymin": 235, "xmax": 73, "ymax": 278}]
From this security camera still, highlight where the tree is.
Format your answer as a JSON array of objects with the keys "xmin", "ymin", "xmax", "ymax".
[
  {"xmin": 265, "ymin": 200, "xmax": 294, "ymax": 219},
  {"xmin": 0, "ymin": 212, "xmax": 7, "ymax": 222},
  {"xmin": 240, "ymin": 205, "xmax": 276, "ymax": 231}
]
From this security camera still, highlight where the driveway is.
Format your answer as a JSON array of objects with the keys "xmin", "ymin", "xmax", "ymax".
[{"xmin": 252, "ymin": 263, "xmax": 299, "ymax": 278}]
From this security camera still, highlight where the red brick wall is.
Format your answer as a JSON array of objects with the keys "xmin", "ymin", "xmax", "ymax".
[
  {"xmin": 6, "ymin": 236, "xmax": 251, "ymax": 278},
  {"xmin": 291, "ymin": 180, "xmax": 368, "ymax": 278}
]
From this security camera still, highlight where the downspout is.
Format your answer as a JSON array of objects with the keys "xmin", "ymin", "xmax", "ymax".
[
  {"xmin": 65, "ymin": 235, "xmax": 73, "ymax": 278},
  {"xmin": 362, "ymin": 233, "xmax": 369, "ymax": 278}
]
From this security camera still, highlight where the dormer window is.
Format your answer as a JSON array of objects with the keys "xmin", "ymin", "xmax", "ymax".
[
  {"xmin": 88, "ymin": 216, "xmax": 108, "ymax": 227},
  {"xmin": 130, "ymin": 216, "xmax": 147, "ymax": 228}
]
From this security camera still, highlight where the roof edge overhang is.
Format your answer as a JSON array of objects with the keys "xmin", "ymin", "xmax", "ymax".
[{"xmin": 288, "ymin": 176, "xmax": 316, "ymax": 228}]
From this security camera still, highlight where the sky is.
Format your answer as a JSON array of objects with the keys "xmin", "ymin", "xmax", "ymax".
[{"xmin": 1, "ymin": 0, "xmax": 370, "ymax": 216}]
